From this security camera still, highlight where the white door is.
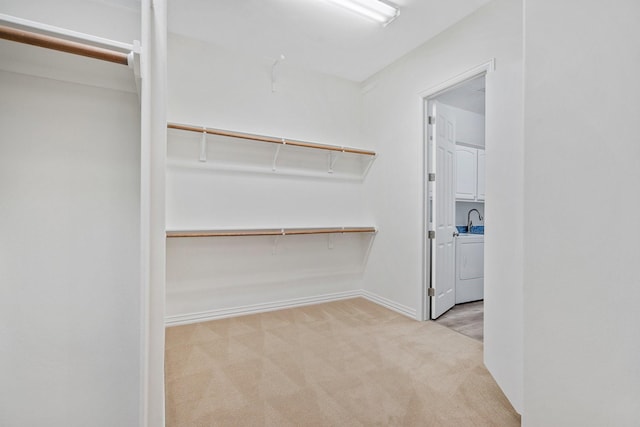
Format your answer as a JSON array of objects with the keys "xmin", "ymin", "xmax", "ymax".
[{"xmin": 430, "ymin": 102, "xmax": 456, "ymax": 319}]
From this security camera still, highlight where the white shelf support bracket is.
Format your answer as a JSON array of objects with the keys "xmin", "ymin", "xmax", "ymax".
[
  {"xmin": 328, "ymin": 150, "xmax": 341, "ymax": 174},
  {"xmin": 272, "ymin": 140, "xmax": 284, "ymax": 171},
  {"xmin": 361, "ymin": 227, "xmax": 378, "ymax": 269},
  {"xmin": 362, "ymin": 154, "xmax": 376, "ymax": 177},
  {"xmin": 128, "ymin": 40, "xmax": 142, "ymax": 99},
  {"xmin": 272, "ymin": 229, "xmax": 285, "ymax": 255},
  {"xmin": 271, "ymin": 54, "xmax": 285, "ymax": 92},
  {"xmin": 327, "ymin": 233, "xmax": 334, "ymax": 250},
  {"xmin": 199, "ymin": 129, "xmax": 207, "ymax": 162}
]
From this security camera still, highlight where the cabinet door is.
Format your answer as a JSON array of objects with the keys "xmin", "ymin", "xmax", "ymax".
[
  {"xmin": 477, "ymin": 149, "xmax": 485, "ymax": 201},
  {"xmin": 456, "ymin": 146, "xmax": 477, "ymax": 200},
  {"xmin": 458, "ymin": 240, "xmax": 484, "ymax": 279}
]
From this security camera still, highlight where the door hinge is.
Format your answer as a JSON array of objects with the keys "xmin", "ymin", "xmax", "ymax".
[
  {"xmin": 428, "ymin": 173, "xmax": 435, "ymax": 182},
  {"xmin": 428, "ymin": 116, "xmax": 435, "ymax": 125},
  {"xmin": 428, "ymin": 230, "xmax": 435, "ymax": 239},
  {"xmin": 428, "ymin": 288, "xmax": 435, "ymax": 297}
]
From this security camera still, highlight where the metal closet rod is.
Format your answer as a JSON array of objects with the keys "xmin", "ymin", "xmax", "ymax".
[
  {"xmin": 166, "ymin": 227, "xmax": 377, "ymax": 238},
  {"xmin": 0, "ymin": 24, "xmax": 129, "ymax": 66},
  {"xmin": 167, "ymin": 122, "xmax": 377, "ymax": 156}
]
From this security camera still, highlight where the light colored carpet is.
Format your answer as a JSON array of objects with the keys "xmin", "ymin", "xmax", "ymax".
[{"xmin": 165, "ymin": 298, "xmax": 519, "ymax": 426}]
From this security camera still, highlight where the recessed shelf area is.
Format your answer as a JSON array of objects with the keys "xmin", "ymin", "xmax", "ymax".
[
  {"xmin": 166, "ymin": 226, "xmax": 377, "ymax": 238},
  {"xmin": 166, "ymin": 122, "xmax": 377, "ymax": 179},
  {"xmin": 167, "ymin": 122, "xmax": 376, "ymax": 156}
]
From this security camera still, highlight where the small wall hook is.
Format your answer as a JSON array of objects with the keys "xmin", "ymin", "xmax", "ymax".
[{"xmin": 271, "ymin": 54, "xmax": 285, "ymax": 92}]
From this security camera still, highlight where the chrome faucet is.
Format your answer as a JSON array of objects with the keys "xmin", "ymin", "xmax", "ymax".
[{"xmin": 467, "ymin": 209, "xmax": 483, "ymax": 232}]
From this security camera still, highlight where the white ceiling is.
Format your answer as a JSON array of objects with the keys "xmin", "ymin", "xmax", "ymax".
[{"xmin": 168, "ymin": 0, "xmax": 492, "ymax": 82}]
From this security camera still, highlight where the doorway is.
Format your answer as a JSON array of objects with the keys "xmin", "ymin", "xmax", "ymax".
[{"xmin": 421, "ymin": 61, "xmax": 493, "ymax": 326}]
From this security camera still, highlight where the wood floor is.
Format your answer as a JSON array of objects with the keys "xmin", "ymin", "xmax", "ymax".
[
  {"xmin": 165, "ymin": 298, "xmax": 518, "ymax": 426},
  {"xmin": 435, "ymin": 301, "xmax": 484, "ymax": 342}
]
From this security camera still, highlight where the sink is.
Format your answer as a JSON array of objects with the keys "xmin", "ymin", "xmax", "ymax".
[{"xmin": 456, "ymin": 225, "xmax": 484, "ymax": 235}]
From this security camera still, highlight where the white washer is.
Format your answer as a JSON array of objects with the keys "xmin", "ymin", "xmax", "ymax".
[{"xmin": 455, "ymin": 234, "xmax": 484, "ymax": 303}]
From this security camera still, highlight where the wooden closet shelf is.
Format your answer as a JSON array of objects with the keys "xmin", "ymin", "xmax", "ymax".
[
  {"xmin": 166, "ymin": 227, "xmax": 377, "ymax": 238},
  {"xmin": 167, "ymin": 122, "xmax": 376, "ymax": 156},
  {"xmin": 0, "ymin": 24, "xmax": 129, "ymax": 66}
]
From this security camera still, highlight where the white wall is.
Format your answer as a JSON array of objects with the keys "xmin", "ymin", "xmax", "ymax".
[
  {"xmin": 165, "ymin": 34, "xmax": 372, "ymax": 320},
  {"xmin": 523, "ymin": 1, "xmax": 640, "ymax": 425},
  {"xmin": 0, "ymin": 3, "xmax": 143, "ymax": 426},
  {"xmin": 483, "ymin": 54, "xmax": 524, "ymax": 415},
  {"xmin": 360, "ymin": 0, "xmax": 523, "ymax": 412},
  {"xmin": 0, "ymin": 72, "xmax": 141, "ymax": 427}
]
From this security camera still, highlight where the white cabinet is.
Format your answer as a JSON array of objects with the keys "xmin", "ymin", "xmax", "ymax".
[
  {"xmin": 455, "ymin": 234, "xmax": 484, "ymax": 303},
  {"xmin": 456, "ymin": 146, "xmax": 485, "ymax": 202},
  {"xmin": 455, "ymin": 108, "xmax": 485, "ymax": 148},
  {"xmin": 456, "ymin": 146, "xmax": 477, "ymax": 200},
  {"xmin": 477, "ymin": 149, "xmax": 485, "ymax": 201}
]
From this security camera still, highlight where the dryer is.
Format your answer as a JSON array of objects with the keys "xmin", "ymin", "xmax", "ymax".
[{"xmin": 455, "ymin": 234, "xmax": 484, "ymax": 303}]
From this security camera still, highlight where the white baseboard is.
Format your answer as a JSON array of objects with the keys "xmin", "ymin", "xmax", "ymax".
[
  {"xmin": 165, "ymin": 290, "xmax": 361, "ymax": 327},
  {"xmin": 165, "ymin": 289, "xmax": 418, "ymax": 327},
  {"xmin": 360, "ymin": 290, "xmax": 417, "ymax": 319}
]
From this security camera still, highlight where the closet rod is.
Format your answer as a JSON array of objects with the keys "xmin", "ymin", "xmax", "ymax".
[
  {"xmin": 167, "ymin": 122, "xmax": 377, "ymax": 156},
  {"xmin": 166, "ymin": 227, "xmax": 377, "ymax": 238},
  {"xmin": 0, "ymin": 25, "xmax": 129, "ymax": 66}
]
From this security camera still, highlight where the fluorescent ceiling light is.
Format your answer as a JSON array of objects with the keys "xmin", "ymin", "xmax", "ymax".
[{"xmin": 325, "ymin": 0, "xmax": 400, "ymax": 26}]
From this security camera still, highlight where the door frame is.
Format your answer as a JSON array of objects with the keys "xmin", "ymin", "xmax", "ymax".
[{"xmin": 418, "ymin": 59, "xmax": 495, "ymax": 321}]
